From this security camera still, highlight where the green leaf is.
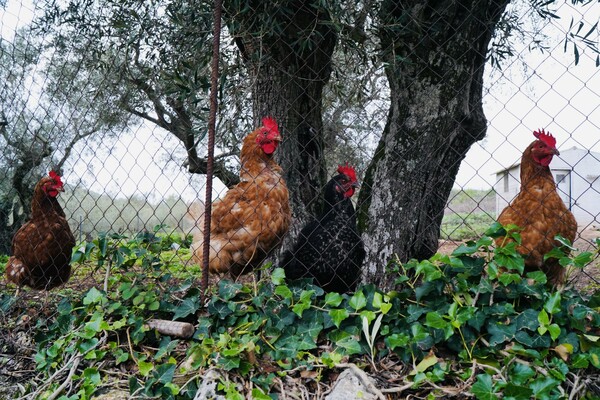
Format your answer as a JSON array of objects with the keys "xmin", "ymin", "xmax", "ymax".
[
  {"xmin": 554, "ymin": 235, "xmax": 575, "ymax": 249},
  {"xmin": 83, "ymin": 367, "xmax": 101, "ymax": 385},
  {"xmin": 329, "ymin": 308, "xmax": 350, "ymax": 328},
  {"xmin": 510, "ymin": 363, "xmax": 535, "ymax": 386},
  {"xmin": 137, "ymin": 360, "xmax": 154, "ymax": 376},
  {"xmin": 526, "ymin": 271, "xmax": 547, "ymax": 284},
  {"xmin": 514, "ymin": 309, "xmax": 539, "ymax": 332},
  {"xmin": 271, "ymin": 268, "xmax": 286, "ymax": 285},
  {"xmin": 349, "ymin": 290, "xmax": 367, "ymax": 311},
  {"xmin": 251, "ymin": 388, "xmax": 272, "ymax": 400},
  {"xmin": 452, "ymin": 243, "xmax": 479, "ymax": 256},
  {"xmin": 385, "ymin": 333, "xmax": 410, "ymax": 350},
  {"xmin": 487, "ymin": 322, "xmax": 516, "ymax": 346},
  {"xmin": 588, "ymin": 347, "xmax": 600, "ymax": 368},
  {"xmin": 218, "ymin": 280, "xmax": 243, "ymax": 301},
  {"xmin": 471, "ymin": 374, "xmax": 496, "ymax": 400},
  {"xmin": 154, "ymin": 363, "xmax": 176, "ymax": 383},
  {"xmin": 425, "ymin": 312, "xmax": 448, "ymax": 330},
  {"xmin": 548, "ymin": 324, "xmax": 561, "ymax": 341},
  {"xmin": 414, "ymin": 353, "xmax": 438, "ymax": 373},
  {"xmin": 530, "ymin": 376, "xmax": 559, "ymax": 397},
  {"xmin": 572, "ymin": 252, "xmax": 593, "ymax": 268},
  {"xmin": 484, "ymin": 222, "xmax": 506, "ymax": 238},
  {"xmin": 83, "ymin": 287, "xmax": 106, "ymax": 305},
  {"xmin": 544, "ymin": 292, "xmax": 561, "ymax": 315},
  {"xmin": 498, "ymin": 272, "xmax": 521, "ymax": 286},
  {"xmin": 324, "ymin": 292, "xmax": 343, "ymax": 307},
  {"xmin": 173, "ymin": 297, "xmax": 200, "ymax": 319},
  {"xmin": 538, "ymin": 309, "xmax": 550, "ymax": 328},
  {"xmin": 504, "ymin": 383, "xmax": 533, "ymax": 399},
  {"xmin": 334, "ymin": 335, "xmax": 362, "ymax": 355},
  {"xmin": 275, "ymin": 285, "xmax": 293, "ymax": 299}
]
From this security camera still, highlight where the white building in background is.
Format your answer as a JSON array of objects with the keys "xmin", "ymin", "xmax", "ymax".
[{"xmin": 494, "ymin": 147, "xmax": 600, "ymax": 226}]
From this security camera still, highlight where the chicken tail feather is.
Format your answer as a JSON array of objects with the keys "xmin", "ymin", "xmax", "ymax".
[
  {"xmin": 6, "ymin": 257, "xmax": 27, "ymax": 286},
  {"xmin": 185, "ymin": 200, "xmax": 205, "ymax": 242}
]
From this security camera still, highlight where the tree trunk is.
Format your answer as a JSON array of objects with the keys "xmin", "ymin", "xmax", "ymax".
[
  {"xmin": 224, "ymin": 0, "xmax": 337, "ymax": 243},
  {"xmin": 358, "ymin": 0, "xmax": 510, "ymax": 289}
]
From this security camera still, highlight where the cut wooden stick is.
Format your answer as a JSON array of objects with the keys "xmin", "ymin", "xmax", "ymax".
[{"xmin": 146, "ymin": 319, "xmax": 195, "ymax": 338}]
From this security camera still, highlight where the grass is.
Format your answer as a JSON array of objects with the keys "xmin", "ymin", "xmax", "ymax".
[
  {"xmin": 441, "ymin": 189, "xmax": 496, "ymax": 241},
  {"xmin": 440, "ymin": 212, "xmax": 496, "ymax": 241}
]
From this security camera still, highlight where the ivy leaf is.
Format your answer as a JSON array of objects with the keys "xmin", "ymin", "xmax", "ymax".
[
  {"xmin": 329, "ymin": 309, "xmax": 350, "ymax": 328},
  {"xmin": 173, "ymin": 297, "xmax": 200, "ymax": 320},
  {"xmin": 544, "ymin": 292, "xmax": 561, "ymax": 315},
  {"xmin": 385, "ymin": 333, "xmax": 410, "ymax": 350},
  {"xmin": 452, "ymin": 243, "xmax": 479, "ymax": 256},
  {"xmin": 572, "ymin": 252, "xmax": 593, "ymax": 268},
  {"xmin": 510, "ymin": 363, "xmax": 535, "ymax": 386},
  {"xmin": 554, "ymin": 234, "xmax": 575, "ymax": 250},
  {"xmin": 413, "ymin": 353, "xmax": 438, "ymax": 373},
  {"xmin": 218, "ymin": 356, "xmax": 240, "ymax": 371},
  {"xmin": 484, "ymin": 222, "xmax": 506, "ymax": 238},
  {"xmin": 498, "ymin": 272, "xmax": 521, "ymax": 286},
  {"xmin": 137, "ymin": 360, "xmax": 154, "ymax": 376},
  {"xmin": 83, "ymin": 287, "xmax": 106, "ymax": 305},
  {"xmin": 154, "ymin": 363, "xmax": 176, "ymax": 384},
  {"xmin": 425, "ymin": 312, "xmax": 448, "ymax": 330},
  {"xmin": 548, "ymin": 323, "xmax": 561, "ymax": 341},
  {"xmin": 514, "ymin": 309, "xmax": 539, "ymax": 332},
  {"xmin": 251, "ymin": 388, "xmax": 272, "ymax": 400},
  {"xmin": 588, "ymin": 347, "xmax": 600, "ymax": 368},
  {"xmin": 471, "ymin": 374, "xmax": 496, "ymax": 400},
  {"xmin": 487, "ymin": 322, "xmax": 515, "ymax": 346},
  {"xmin": 324, "ymin": 292, "xmax": 343, "ymax": 307},
  {"xmin": 526, "ymin": 271, "xmax": 547, "ymax": 284},
  {"xmin": 218, "ymin": 280, "xmax": 243, "ymax": 301},
  {"xmin": 530, "ymin": 376, "xmax": 559, "ymax": 397},
  {"xmin": 275, "ymin": 285, "xmax": 293, "ymax": 300},
  {"xmin": 334, "ymin": 335, "xmax": 362, "ymax": 355},
  {"xmin": 538, "ymin": 309, "xmax": 550, "ymax": 333},
  {"xmin": 83, "ymin": 367, "xmax": 101, "ymax": 385},
  {"xmin": 504, "ymin": 383, "xmax": 533, "ymax": 399},
  {"xmin": 271, "ymin": 268, "xmax": 286, "ymax": 285},
  {"xmin": 349, "ymin": 291, "xmax": 367, "ymax": 311}
]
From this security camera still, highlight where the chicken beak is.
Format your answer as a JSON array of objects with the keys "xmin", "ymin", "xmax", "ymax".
[{"xmin": 552, "ymin": 148, "xmax": 560, "ymax": 156}]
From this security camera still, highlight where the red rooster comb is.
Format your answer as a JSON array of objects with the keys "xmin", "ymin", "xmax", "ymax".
[
  {"xmin": 533, "ymin": 129, "xmax": 556, "ymax": 148},
  {"xmin": 262, "ymin": 116, "xmax": 279, "ymax": 136},
  {"xmin": 49, "ymin": 170, "xmax": 63, "ymax": 185},
  {"xmin": 337, "ymin": 163, "xmax": 357, "ymax": 182}
]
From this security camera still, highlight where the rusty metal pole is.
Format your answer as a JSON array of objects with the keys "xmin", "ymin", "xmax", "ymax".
[{"xmin": 201, "ymin": 0, "xmax": 223, "ymax": 303}]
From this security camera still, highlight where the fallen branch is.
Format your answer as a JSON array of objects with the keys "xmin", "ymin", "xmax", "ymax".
[
  {"xmin": 336, "ymin": 362, "xmax": 386, "ymax": 400},
  {"xmin": 145, "ymin": 319, "xmax": 195, "ymax": 338},
  {"xmin": 46, "ymin": 355, "xmax": 81, "ymax": 400}
]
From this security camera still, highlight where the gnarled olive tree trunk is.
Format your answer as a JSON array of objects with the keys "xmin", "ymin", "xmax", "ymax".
[
  {"xmin": 224, "ymin": 0, "xmax": 337, "ymax": 240},
  {"xmin": 358, "ymin": 0, "xmax": 510, "ymax": 289}
]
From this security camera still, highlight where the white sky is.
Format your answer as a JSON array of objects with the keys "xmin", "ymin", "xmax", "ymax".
[{"xmin": 2, "ymin": 0, "xmax": 599, "ymax": 199}]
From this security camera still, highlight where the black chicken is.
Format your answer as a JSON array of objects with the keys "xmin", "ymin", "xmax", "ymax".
[{"xmin": 282, "ymin": 164, "xmax": 365, "ymax": 293}]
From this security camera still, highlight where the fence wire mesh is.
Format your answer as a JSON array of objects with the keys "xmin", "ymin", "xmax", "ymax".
[{"xmin": 1, "ymin": 0, "xmax": 600, "ymax": 397}]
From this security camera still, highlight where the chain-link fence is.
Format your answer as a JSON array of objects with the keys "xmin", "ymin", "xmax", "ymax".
[{"xmin": 1, "ymin": 0, "xmax": 600, "ymax": 397}]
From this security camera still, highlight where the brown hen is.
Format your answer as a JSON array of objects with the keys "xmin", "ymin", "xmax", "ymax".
[
  {"xmin": 6, "ymin": 171, "xmax": 76, "ymax": 290},
  {"xmin": 190, "ymin": 117, "xmax": 291, "ymax": 278},
  {"xmin": 496, "ymin": 129, "xmax": 578, "ymax": 285}
]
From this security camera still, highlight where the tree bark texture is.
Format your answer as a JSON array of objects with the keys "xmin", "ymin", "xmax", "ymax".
[
  {"xmin": 224, "ymin": 0, "xmax": 337, "ymax": 245},
  {"xmin": 358, "ymin": 0, "xmax": 510, "ymax": 289}
]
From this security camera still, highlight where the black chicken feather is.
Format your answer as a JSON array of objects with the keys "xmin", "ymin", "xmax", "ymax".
[{"xmin": 282, "ymin": 172, "xmax": 365, "ymax": 293}]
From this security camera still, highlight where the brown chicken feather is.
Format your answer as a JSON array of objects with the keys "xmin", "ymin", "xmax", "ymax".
[
  {"xmin": 496, "ymin": 130, "xmax": 577, "ymax": 285},
  {"xmin": 190, "ymin": 117, "xmax": 291, "ymax": 278},
  {"xmin": 5, "ymin": 171, "xmax": 76, "ymax": 290}
]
